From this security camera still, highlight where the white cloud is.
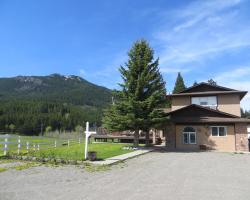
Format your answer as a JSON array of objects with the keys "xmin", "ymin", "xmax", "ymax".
[
  {"xmin": 172, "ymin": 0, "xmax": 242, "ymax": 32},
  {"xmin": 214, "ymin": 67, "xmax": 250, "ymax": 82},
  {"xmin": 214, "ymin": 66, "xmax": 250, "ymax": 110},
  {"xmin": 154, "ymin": 0, "xmax": 250, "ymax": 73},
  {"xmin": 81, "ymin": 53, "xmax": 126, "ymax": 89}
]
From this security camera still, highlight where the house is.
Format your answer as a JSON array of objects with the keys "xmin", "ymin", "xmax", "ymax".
[{"xmin": 164, "ymin": 82, "xmax": 250, "ymax": 152}]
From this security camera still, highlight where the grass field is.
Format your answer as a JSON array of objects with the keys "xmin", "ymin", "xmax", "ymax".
[
  {"xmin": 29, "ymin": 143, "xmax": 133, "ymax": 161},
  {"xmin": 0, "ymin": 135, "xmax": 134, "ymax": 160}
]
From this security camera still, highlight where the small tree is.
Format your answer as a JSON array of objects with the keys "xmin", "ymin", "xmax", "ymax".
[
  {"xmin": 5, "ymin": 124, "xmax": 9, "ymax": 132},
  {"xmin": 208, "ymin": 79, "xmax": 217, "ymax": 86},
  {"xmin": 103, "ymin": 39, "xmax": 167, "ymax": 146},
  {"xmin": 173, "ymin": 72, "xmax": 186, "ymax": 94},
  {"xmin": 45, "ymin": 126, "xmax": 52, "ymax": 133},
  {"xmin": 193, "ymin": 81, "xmax": 198, "ymax": 86},
  {"xmin": 75, "ymin": 125, "xmax": 83, "ymax": 134},
  {"xmin": 9, "ymin": 124, "xmax": 16, "ymax": 134}
]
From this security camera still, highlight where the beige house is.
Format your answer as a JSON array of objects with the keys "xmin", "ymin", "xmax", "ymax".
[{"xmin": 164, "ymin": 82, "xmax": 250, "ymax": 152}]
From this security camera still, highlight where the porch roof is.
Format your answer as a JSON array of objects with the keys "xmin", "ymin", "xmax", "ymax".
[
  {"xmin": 166, "ymin": 104, "xmax": 250, "ymax": 124},
  {"xmin": 171, "ymin": 116, "xmax": 250, "ymax": 124}
]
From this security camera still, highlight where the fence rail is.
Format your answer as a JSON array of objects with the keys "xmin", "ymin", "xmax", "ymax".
[{"xmin": 0, "ymin": 134, "xmax": 84, "ymax": 156}]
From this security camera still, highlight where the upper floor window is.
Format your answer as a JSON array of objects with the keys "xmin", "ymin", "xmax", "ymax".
[{"xmin": 191, "ymin": 96, "xmax": 217, "ymax": 109}]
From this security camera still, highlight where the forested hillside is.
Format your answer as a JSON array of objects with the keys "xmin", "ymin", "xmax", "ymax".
[{"xmin": 0, "ymin": 74, "xmax": 112, "ymax": 135}]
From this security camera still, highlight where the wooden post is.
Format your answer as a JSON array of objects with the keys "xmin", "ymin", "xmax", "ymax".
[
  {"xmin": 26, "ymin": 141, "xmax": 29, "ymax": 152},
  {"xmin": 37, "ymin": 144, "xmax": 40, "ymax": 151},
  {"xmin": 68, "ymin": 139, "xmax": 70, "ymax": 147},
  {"xmin": 54, "ymin": 140, "xmax": 57, "ymax": 148},
  {"xmin": 17, "ymin": 136, "xmax": 21, "ymax": 155},
  {"xmin": 79, "ymin": 138, "xmax": 81, "ymax": 144},
  {"xmin": 4, "ymin": 137, "xmax": 8, "ymax": 156}
]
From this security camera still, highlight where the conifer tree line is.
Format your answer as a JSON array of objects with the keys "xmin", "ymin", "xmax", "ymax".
[{"xmin": 0, "ymin": 100, "xmax": 101, "ymax": 135}]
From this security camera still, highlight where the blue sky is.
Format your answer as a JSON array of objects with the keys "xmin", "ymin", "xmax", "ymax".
[{"xmin": 0, "ymin": 0, "xmax": 250, "ymax": 109}]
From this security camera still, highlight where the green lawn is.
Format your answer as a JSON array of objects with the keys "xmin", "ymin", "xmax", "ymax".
[
  {"xmin": 28, "ymin": 143, "xmax": 133, "ymax": 161},
  {"xmin": 0, "ymin": 135, "xmax": 134, "ymax": 160}
]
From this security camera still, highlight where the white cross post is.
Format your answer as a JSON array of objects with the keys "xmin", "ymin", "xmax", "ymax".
[{"xmin": 84, "ymin": 122, "xmax": 96, "ymax": 160}]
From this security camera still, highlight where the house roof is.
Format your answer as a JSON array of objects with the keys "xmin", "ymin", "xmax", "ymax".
[
  {"xmin": 167, "ymin": 104, "xmax": 240, "ymax": 118},
  {"xmin": 166, "ymin": 104, "xmax": 250, "ymax": 124},
  {"xmin": 170, "ymin": 116, "xmax": 250, "ymax": 123},
  {"xmin": 167, "ymin": 82, "xmax": 247, "ymax": 100},
  {"xmin": 179, "ymin": 82, "xmax": 236, "ymax": 93}
]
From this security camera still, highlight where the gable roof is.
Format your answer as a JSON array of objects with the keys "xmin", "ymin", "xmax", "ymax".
[
  {"xmin": 167, "ymin": 82, "xmax": 247, "ymax": 100},
  {"xmin": 167, "ymin": 104, "xmax": 240, "ymax": 118},
  {"xmin": 179, "ymin": 82, "xmax": 236, "ymax": 93},
  {"xmin": 167, "ymin": 104, "xmax": 250, "ymax": 123}
]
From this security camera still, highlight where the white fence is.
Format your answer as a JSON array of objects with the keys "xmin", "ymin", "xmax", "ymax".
[{"xmin": 0, "ymin": 134, "xmax": 84, "ymax": 156}]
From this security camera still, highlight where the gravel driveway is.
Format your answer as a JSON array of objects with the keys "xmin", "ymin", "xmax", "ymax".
[{"xmin": 1, "ymin": 152, "xmax": 250, "ymax": 200}]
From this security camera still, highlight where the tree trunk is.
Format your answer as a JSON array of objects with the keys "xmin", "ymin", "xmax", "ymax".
[
  {"xmin": 134, "ymin": 130, "xmax": 139, "ymax": 146},
  {"xmin": 145, "ymin": 131, "xmax": 150, "ymax": 147}
]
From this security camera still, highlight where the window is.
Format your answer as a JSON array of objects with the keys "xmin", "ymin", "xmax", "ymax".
[
  {"xmin": 183, "ymin": 133, "xmax": 189, "ymax": 144},
  {"xmin": 183, "ymin": 127, "xmax": 196, "ymax": 144},
  {"xmin": 210, "ymin": 126, "xmax": 227, "ymax": 136},
  {"xmin": 189, "ymin": 133, "xmax": 196, "ymax": 144},
  {"xmin": 191, "ymin": 96, "xmax": 217, "ymax": 109}
]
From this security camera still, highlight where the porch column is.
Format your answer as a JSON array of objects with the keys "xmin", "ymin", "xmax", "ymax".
[{"xmin": 152, "ymin": 129, "xmax": 156, "ymax": 144}]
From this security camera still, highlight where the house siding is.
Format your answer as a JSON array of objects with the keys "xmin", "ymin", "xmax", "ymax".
[
  {"xmin": 171, "ymin": 96, "xmax": 190, "ymax": 111},
  {"xmin": 175, "ymin": 124, "xmax": 236, "ymax": 152},
  {"xmin": 217, "ymin": 94, "xmax": 241, "ymax": 116},
  {"xmin": 171, "ymin": 93, "xmax": 241, "ymax": 117}
]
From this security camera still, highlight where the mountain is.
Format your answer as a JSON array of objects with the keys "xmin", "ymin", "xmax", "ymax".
[
  {"xmin": 0, "ymin": 74, "xmax": 113, "ymax": 135},
  {"xmin": 0, "ymin": 73, "xmax": 112, "ymax": 107}
]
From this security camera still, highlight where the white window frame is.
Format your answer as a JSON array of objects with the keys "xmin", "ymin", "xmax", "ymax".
[
  {"xmin": 210, "ymin": 126, "xmax": 227, "ymax": 137},
  {"xmin": 191, "ymin": 96, "xmax": 217, "ymax": 109},
  {"xmin": 183, "ymin": 128, "xmax": 196, "ymax": 144}
]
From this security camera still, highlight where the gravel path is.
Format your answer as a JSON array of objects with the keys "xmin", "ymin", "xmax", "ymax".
[{"xmin": 1, "ymin": 152, "xmax": 250, "ymax": 200}]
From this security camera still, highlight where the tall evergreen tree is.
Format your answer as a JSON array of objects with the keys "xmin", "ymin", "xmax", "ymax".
[
  {"xmin": 102, "ymin": 40, "xmax": 167, "ymax": 146},
  {"xmin": 172, "ymin": 72, "xmax": 186, "ymax": 94}
]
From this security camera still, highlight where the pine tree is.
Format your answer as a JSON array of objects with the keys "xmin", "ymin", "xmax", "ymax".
[
  {"xmin": 102, "ymin": 40, "xmax": 167, "ymax": 146},
  {"xmin": 172, "ymin": 72, "xmax": 186, "ymax": 94}
]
